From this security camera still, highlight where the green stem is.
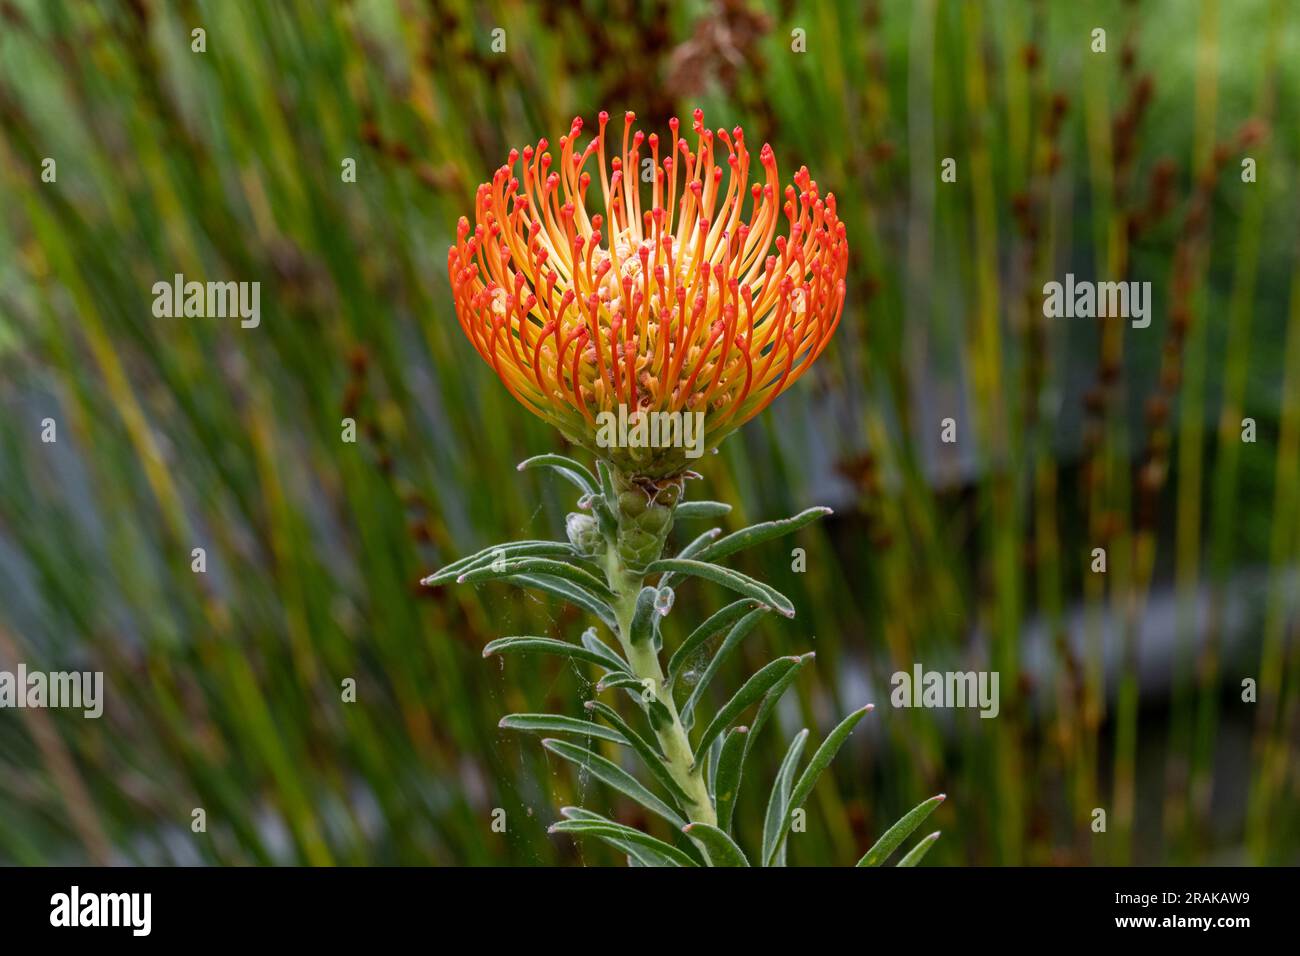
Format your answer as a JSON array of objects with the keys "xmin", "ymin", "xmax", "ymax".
[{"xmin": 606, "ymin": 553, "xmax": 717, "ymax": 826}]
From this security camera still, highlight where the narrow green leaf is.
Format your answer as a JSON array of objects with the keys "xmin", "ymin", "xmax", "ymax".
[
  {"xmin": 516, "ymin": 454, "xmax": 598, "ymax": 497},
  {"xmin": 683, "ymin": 822, "xmax": 750, "ymax": 866},
  {"xmin": 667, "ymin": 598, "xmax": 765, "ymax": 683},
  {"xmin": 550, "ymin": 815, "xmax": 695, "ymax": 867},
  {"xmin": 705, "ymin": 732, "xmax": 724, "ymax": 794},
  {"xmin": 675, "ymin": 501, "xmax": 733, "ymax": 519},
  {"xmin": 645, "ymin": 697, "xmax": 675, "ymax": 732},
  {"xmin": 584, "ymin": 701, "xmax": 696, "ymax": 810},
  {"xmin": 458, "ymin": 557, "xmax": 614, "ymax": 601},
  {"xmin": 422, "ymin": 540, "xmax": 574, "ymax": 586},
  {"xmin": 579, "ymin": 627, "xmax": 629, "ymax": 673},
  {"xmin": 457, "ymin": 543, "xmax": 581, "ymax": 577},
  {"xmin": 681, "ymin": 607, "xmax": 770, "ymax": 725},
  {"xmin": 592, "ymin": 675, "xmax": 675, "ymax": 732},
  {"xmin": 596, "ymin": 673, "xmax": 655, "ymax": 695},
  {"xmin": 896, "ymin": 831, "xmax": 941, "ymax": 867},
  {"xmin": 560, "ymin": 808, "xmax": 676, "ymax": 867},
  {"xmin": 459, "ymin": 546, "xmax": 605, "ymax": 587},
  {"xmin": 659, "ymin": 528, "xmax": 722, "ymax": 588},
  {"xmin": 713, "ymin": 726, "xmax": 749, "ymax": 833},
  {"xmin": 856, "ymin": 793, "xmax": 946, "ymax": 866},
  {"xmin": 583, "ymin": 631, "xmax": 648, "ymax": 707},
  {"xmin": 679, "ymin": 527, "xmax": 723, "ymax": 557},
  {"xmin": 589, "ymin": 497, "xmax": 618, "ymax": 537},
  {"xmin": 542, "ymin": 738, "xmax": 686, "ymax": 830},
  {"xmin": 507, "ymin": 573, "xmax": 618, "ymax": 631},
  {"xmin": 499, "ymin": 713, "xmax": 626, "ymax": 746},
  {"xmin": 695, "ymin": 506, "xmax": 833, "ymax": 564},
  {"xmin": 559, "ymin": 806, "xmax": 604, "ymax": 821},
  {"xmin": 692, "ymin": 656, "xmax": 802, "ymax": 763},
  {"xmin": 483, "ymin": 636, "xmax": 618, "ymax": 670},
  {"xmin": 593, "ymin": 460, "xmax": 621, "ymax": 535},
  {"xmin": 583, "ymin": 701, "xmax": 661, "ymax": 759},
  {"xmin": 597, "ymin": 460, "xmax": 619, "ymax": 504},
  {"xmin": 743, "ymin": 652, "xmax": 814, "ymax": 759},
  {"xmin": 644, "ymin": 558, "xmax": 795, "ymax": 618},
  {"xmin": 762, "ymin": 729, "xmax": 809, "ymax": 867},
  {"xmin": 765, "ymin": 705, "xmax": 874, "ymax": 866}
]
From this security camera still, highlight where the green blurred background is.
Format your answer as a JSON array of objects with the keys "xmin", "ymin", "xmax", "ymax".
[{"xmin": 1, "ymin": 0, "xmax": 1298, "ymax": 865}]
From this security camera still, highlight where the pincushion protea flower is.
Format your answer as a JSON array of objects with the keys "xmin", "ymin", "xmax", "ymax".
[
  {"xmin": 431, "ymin": 109, "xmax": 942, "ymax": 868},
  {"xmin": 448, "ymin": 109, "xmax": 848, "ymax": 477}
]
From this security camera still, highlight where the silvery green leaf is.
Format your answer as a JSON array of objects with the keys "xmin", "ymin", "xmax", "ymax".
[
  {"xmin": 583, "ymin": 701, "xmax": 695, "ymax": 811},
  {"xmin": 459, "ymin": 543, "xmax": 580, "ymax": 575},
  {"xmin": 579, "ymin": 627, "xmax": 629, "ymax": 674},
  {"xmin": 516, "ymin": 454, "xmax": 598, "ymax": 497},
  {"xmin": 483, "ymin": 636, "xmax": 622, "ymax": 671},
  {"xmin": 762, "ymin": 729, "xmax": 809, "ymax": 867},
  {"xmin": 743, "ymin": 652, "xmax": 814, "ymax": 759},
  {"xmin": 558, "ymin": 808, "xmax": 677, "ymax": 867},
  {"xmin": 458, "ymin": 557, "xmax": 614, "ymax": 601},
  {"xmin": 659, "ymin": 528, "xmax": 721, "ymax": 588},
  {"xmin": 764, "ymin": 705, "xmax": 873, "ymax": 866},
  {"xmin": 507, "ymin": 574, "xmax": 618, "ymax": 631},
  {"xmin": 675, "ymin": 501, "xmax": 732, "ymax": 519},
  {"xmin": 549, "ymin": 817, "xmax": 695, "ymax": 867},
  {"xmin": 592, "ymin": 676, "xmax": 674, "ymax": 731},
  {"xmin": 644, "ymin": 697, "xmax": 674, "ymax": 733},
  {"xmin": 583, "ymin": 701, "xmax": 662, "ymax": 759},
  {"xmin": 856, "ymin": 794, "xmax": 946, "ymax": 867},
  {"xmin": 692, "ymin": 656, "xmax": 802, "ymax": 763},
  {"xmin": 421, "ymin": 540, "xmax": 574, "ymax": 586},
  {"xmin": 498, "ymin": 713, "xmax": 626, "ymax": 746},
  {"xmin": 680, "ymin": 606, "xmax": 770, "ymax": 726},
  {"xmin": 643, "ymin": 558, "xmax": 795, "ymax": 618},
  {"xmin": 896, "ymin": 831, "xmax": 941, "ymax": 867},
  {"xmin": 596, "ymin": 673, "xmax": 654, "ymax": 695},
  {"xmin": 593, "ymin": 460, "xmax": 621, "ymax": 535},
  {"xmin": 667, "ymin": 598, "xmax": 765, "ymax": 684},
  {"xmin": 705, "ymin": 731, "xmax": 724, "ymax": 794},
  {"xmin": 694, "ymin": 507, "xmax": 833, "ymax": 564},
  {"xmin": 542, "ymin": 739, "xmax": 686, "ymax": 830},
  {"xmin": 597, "ymin": 460, "xmax": 619, "ymax": 504},
  {"xmin": 589, "ymin": 498, "xmax": 618, "ymax": 537},
  {"xmin": 581, "ymin": 630, "xmax": 644, "ymax": 706},
  {"xmin": 682, "ymin": 822, "xmax": 750, "ymax": 867},
  {"xmin": 713, "ymin": 726, "xmax": 749, "ymax": 833}
]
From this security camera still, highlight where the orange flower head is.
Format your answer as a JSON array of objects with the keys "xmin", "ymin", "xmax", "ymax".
[{"xmin": 448, "ymin": 109, "xmax": 849, "ymax": 477}]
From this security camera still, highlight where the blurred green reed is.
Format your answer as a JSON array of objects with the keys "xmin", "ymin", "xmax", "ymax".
[{"xmin": 0, "ymin": 0, "xmax": 1297, "ymax": 865}]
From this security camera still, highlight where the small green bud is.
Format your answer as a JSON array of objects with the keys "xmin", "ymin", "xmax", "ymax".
[{"xmin": 565, "ymin": 512, "xmax": 604, "ymax": 557}]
